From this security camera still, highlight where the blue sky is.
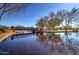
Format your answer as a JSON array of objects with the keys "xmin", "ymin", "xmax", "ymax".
[{"xmin": 1, "ymin": 3, "xmax": 79, "ymax": 27}]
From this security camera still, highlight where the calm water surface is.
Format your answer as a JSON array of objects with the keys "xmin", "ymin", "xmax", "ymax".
[{"xmin": 0, "ymin": 32, "xmax": 79, "ymax": 55}]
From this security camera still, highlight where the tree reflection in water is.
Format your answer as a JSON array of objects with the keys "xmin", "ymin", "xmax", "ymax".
[
  {"xmin": 10, "ymin": 33, "xmax": 79, "ymax": 55},
  {"xmin": 36, "ymin": 33, "xmax": 79, "ymax": 55},
  {"xmin": 10, "ymin": 34, "xmax": 22, "ymax": 40},
  {"xmin": 63, "ymin": 33, "xmax": 79, "ymax": 55},
  {"xmin": 10, "ymin": 34, "xmax": 34, "ymax": 40}
]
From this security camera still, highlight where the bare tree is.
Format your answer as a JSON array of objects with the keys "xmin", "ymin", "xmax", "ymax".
[
  {"xmin": 0, "ymin": 3, "xmax": 27, "ymax": 20},
  {"xmin": 55, "ymin": 8, "xmax": 79, "ymax": 33}
]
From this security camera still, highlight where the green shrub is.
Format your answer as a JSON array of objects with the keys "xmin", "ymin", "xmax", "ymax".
[{"xmin": 0, "ymin": 27, "xmax": 7, "ymax": 33}]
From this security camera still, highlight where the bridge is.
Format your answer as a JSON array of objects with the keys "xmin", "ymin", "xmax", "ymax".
[{"xmin": 8, "ymin": 26, "xmax": 36, "ymax": 34}]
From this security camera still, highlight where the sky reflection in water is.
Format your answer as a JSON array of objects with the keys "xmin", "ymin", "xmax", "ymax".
[{"xmin": 0, "ymin": 33, "xmax": 79, "ymax": 55}]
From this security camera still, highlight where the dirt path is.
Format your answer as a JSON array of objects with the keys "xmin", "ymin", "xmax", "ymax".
[{"xmin": 0, "ymin": 31, "xmax": 16, "ymax": 42}]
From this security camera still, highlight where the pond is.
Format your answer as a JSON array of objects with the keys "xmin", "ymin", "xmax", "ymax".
[{"xmin": 0, "ymin": 32, "xmax": 79, "ymax": 55}]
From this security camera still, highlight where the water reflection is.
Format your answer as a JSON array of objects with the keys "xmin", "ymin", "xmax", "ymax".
[
  {"xmin": 36, "ymin": 33, "xmax": 79, "ymax": 55},
  {"xmin": 1, "ymin": 32, "xmax": 79, "ymax": 55},
  {"xmin": 10, "ymin": 33, "xmax": 34, "ymax": 40},
  {"xmin": 63, "ymin": 33, "xmax": 79, "ymax": 55}
]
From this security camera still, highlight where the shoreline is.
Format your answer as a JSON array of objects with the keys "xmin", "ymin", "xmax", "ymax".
[
  {"xmin": 0, "ymin": 29, "xmax": 79, "ymax": 42},
  {"xmin": 0, "ymin": 31, "xmax": 16, "ymax": 42}
]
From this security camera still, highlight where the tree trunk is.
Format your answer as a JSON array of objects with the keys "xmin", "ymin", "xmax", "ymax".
[{"xmin": 53, "ymin": 26, "xmax": 54, "ymax": 30}]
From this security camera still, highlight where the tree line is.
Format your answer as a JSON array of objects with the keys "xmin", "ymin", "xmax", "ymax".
[{"xmin": 35, "ymin": 8, "xmax": 79, "ymax": 31}]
